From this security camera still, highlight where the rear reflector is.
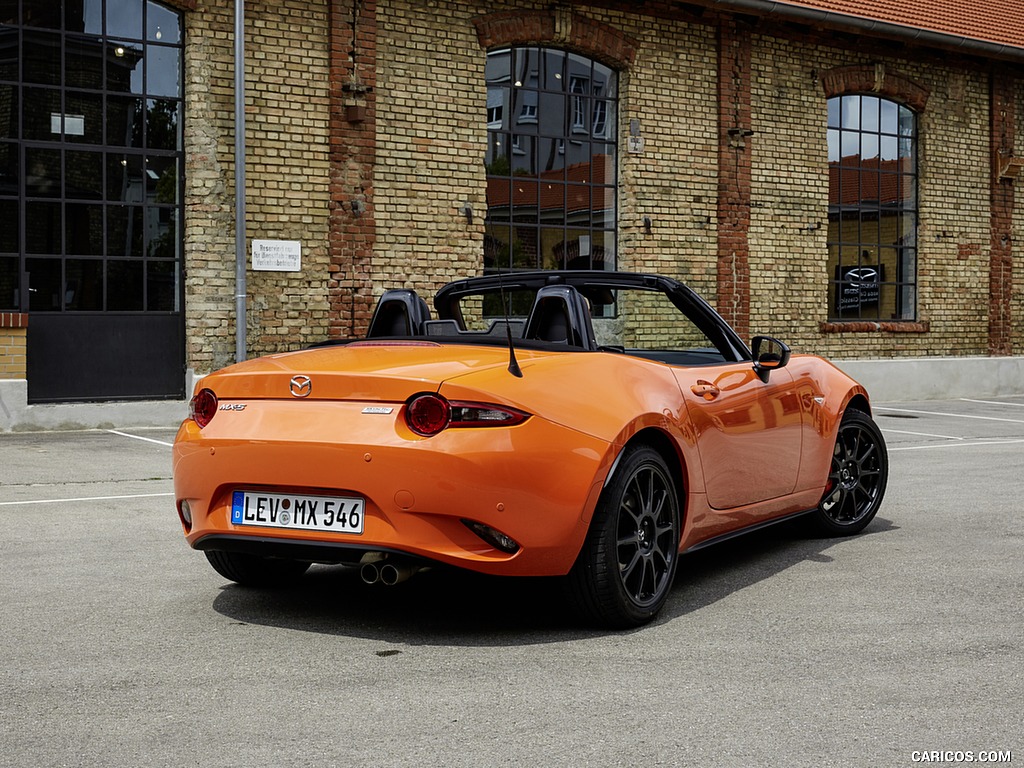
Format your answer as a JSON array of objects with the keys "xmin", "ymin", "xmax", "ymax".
[{"xmin": 463, "ymin": 519, "xmax": 520, "ymax": 554}]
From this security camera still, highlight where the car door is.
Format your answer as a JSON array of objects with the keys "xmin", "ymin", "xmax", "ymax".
[{"xmin": 675, "ymin": 362, "xmax": 804, "ymax": 509}]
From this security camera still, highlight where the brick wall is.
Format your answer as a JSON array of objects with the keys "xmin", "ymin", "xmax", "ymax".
[
  {"xmin": 184, "ymin": 0, "xmax": 332, "ymax": 372},
  {"xmin": 748, "ymin": 36, "xmax": 997, "ymax": 359},
  {"xmin": 181, "ymin": 1, "xmax": 1020, "ymax": 373},
  {"xmin": 0, "ymin": 313, "xmax": 27, "ymax": 379}
]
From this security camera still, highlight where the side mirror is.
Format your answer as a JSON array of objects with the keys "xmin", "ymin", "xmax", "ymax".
[{"xmin": 751, "ymin": 335, "xmax": 791, "ymax": 383}]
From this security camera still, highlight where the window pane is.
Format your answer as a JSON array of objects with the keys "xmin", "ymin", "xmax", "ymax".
[
  {"xmin": 0, "ymin": 39, "xmax": 16, "ymax": 89},
  {"xmin": 107, "ymin": 0, "xmax": 143, "ymax": 39},
  {"xmin": 484, "ymin": 221, "xmax": 511, "ymax": 271},
  {"xmin": 146, "ymin": 44, "xmax": 180, "ymax": 97},
  {"xmin": 0, "ymin": 199, "xmax": 17, "ymax": 252},
  {"xmin": 64, "ymin": 90, "xmax": 104, "ymax": 143},
  {"xmin": 66, "ymin": 149, "xmax": 103, "ymax": 199},
  {"xmin": 106, "ymin": 153, "xmax": 144, "ymax": 201},
  {"xmin": 64, "ymin": 0, "xmax": 105, "ymax": 35},
  {"xmin": 0, "ymin": 140, "xmax": 16, "ymax": 191},
  {"xmin": 880, "ymin": 99, "xmax": 898, "ymax": 134},
  {"xmin": 23, "ymin": 30, "xmax": 61, "ymax": 85},
  {"xmin": 66, "ymin": 202, "xmax": 103, "ymax": 254},
  {"xmin": 147, "ymin": 259, "xmax": 177, "ymax": 310},
  {"xmin": 0, "ymin": 1, "xmax": 15, "ymax": 25},
  {"xmin": 510, "ymin": 134, "xmax": 536, "ymax": 175},
  {"xmin": 542, "ymin": 49, "xmax": 565, "ymax": 91},
  {"xmin": 25, "ymin": 200, "xmax": 60, "ymax": 253},
  {"xmin": 22, "ymin": 0, "xmax": 61, "ymax": 29},
  {"xmin": 0, "ymin": 255, "xmax": 17, "ymax": 309},
  {"xmin": 107, "ymin": 41, "xmax": 143, "ymax": 93},
  {"xmin": 26, "ymin": 147, "xmax": 61, "ymax": 197},
  {"xmin": 65, "ymin": 257, "xmax": 103, "ymax": 309},
  {"xmin": 511, "ymin": 226, "xmax": 537, "ymax": 269},
  {"xmin": 22, "ymin": 86, "xmax": 62, "ymax": 141},
  {"xmin": 107, "ymin": 204, "xmax": 143, "ymax": 256},
  {"xmin": 147, "ymin": 207, "xmax": 176, "ymax": 258},
  {"xmin": 106, "ymin": 259, "xmax": 143, "ymax": 309},
  {"xmin": 827, "ymin": 97, "xmax": 840, "ymax": 129},
  {"xmin": 147, "ymin": 1, "xmax": 182, "ymax": 44},
  {"xmin": 146, "ymin": 155, "xmax": 177, "ymax": 203},
  {"xmin": 0, "ymin": 87, "xmax": 16, "ymax": 138},
  {"xmin": 26, "ymin": 256, "xmax": 61, "ymax": 310},
  {"xmin": 147, "ymin": 99, "xmax": 180, "ymax": 150},
  {"xmin": 107, "ymin": 95, "xmax": 144, "ymax": 146},
  {"xmin": 66, "ymin": 35, "xmax": 105, "ymax": 89}
]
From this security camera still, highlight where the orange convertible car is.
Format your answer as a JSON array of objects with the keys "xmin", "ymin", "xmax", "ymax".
[{"xmin": 173, "ymin": 271, "xmax": 888, "ymax": 627}]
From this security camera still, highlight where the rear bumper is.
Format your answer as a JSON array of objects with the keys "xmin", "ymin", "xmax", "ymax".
[{"xmin": 173, "ymin": 404, "xmax": 614, "ymax": 577}]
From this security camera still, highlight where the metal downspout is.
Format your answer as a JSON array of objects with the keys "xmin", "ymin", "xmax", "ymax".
[{"xmin": 234, "ymin": 0, "xmax": 247, "ymax": 363}]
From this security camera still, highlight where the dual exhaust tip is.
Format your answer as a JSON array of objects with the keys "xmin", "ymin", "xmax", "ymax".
[{"xmin": 359, "ymin": 555, "xmax": 421, "ymax": 586}]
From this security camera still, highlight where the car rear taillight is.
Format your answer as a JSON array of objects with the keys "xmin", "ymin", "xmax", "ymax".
[
  {"xmin": 188, "ymin": 388, "xmax": 218, "ymax": 428},
  {"xmin": 404, "ymin": 393, "xmax": 529, "ymax": 437}
]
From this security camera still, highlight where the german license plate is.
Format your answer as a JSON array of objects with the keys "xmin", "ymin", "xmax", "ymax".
[{"xmin": 230, "ymin": 491, "xmax": 364, "ymax": 535}]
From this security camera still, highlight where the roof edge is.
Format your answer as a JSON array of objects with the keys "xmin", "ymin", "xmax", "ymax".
[{"xmin": 699, "ymin": 0, "xmax": 1024, "ymax": 64}]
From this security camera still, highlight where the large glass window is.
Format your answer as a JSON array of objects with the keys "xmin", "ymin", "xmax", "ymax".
[
  {"xmin": 0, "ymin": 0, "xmax": 183, "ymax": 312},
  {"xmin": 484, "ymin": 47, "xmax": 617, "ymax": 274},
  {"xmin": 827, "ymin": 94, "xmax": 917, "ymax": 321}
]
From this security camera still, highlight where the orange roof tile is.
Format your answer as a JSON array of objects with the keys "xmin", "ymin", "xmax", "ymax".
[{"xmin": 772, "ymin": 0, "xmax": 1024, "ymax": 51}]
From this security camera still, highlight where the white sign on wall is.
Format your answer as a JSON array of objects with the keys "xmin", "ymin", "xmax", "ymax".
[{"xmin": 252, "ymin": 239, "xmax": 301, "ymax": 272}]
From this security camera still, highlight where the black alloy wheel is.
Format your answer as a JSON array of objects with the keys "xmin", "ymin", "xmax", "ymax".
[
  {"xmin": 568, "ymin": 444, "xmax": 681, "ymax": 628},
  {"xmin": 811, "ymin": 409, "xmax": 888, "ymax": 536}
]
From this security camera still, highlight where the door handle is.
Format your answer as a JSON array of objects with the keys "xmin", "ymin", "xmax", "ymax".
[{"xmin": 691, "ymin": 380, "xmax": 720, "ymax": 400}]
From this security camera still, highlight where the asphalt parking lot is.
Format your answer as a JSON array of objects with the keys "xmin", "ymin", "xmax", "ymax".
[{"xmin": 1, "ymin": 397, "xmax": 1021, "ymax": 767}]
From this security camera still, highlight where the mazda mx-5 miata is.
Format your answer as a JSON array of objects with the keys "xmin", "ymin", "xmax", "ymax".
[{"xmin": 173, "ymin": 271, "xmax": 888, "ymax": 627}]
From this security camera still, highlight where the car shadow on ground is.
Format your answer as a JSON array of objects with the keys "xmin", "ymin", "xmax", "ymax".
[{"xmin": 210, "ymin": 516, "xmax": 898, "ymax": 646}]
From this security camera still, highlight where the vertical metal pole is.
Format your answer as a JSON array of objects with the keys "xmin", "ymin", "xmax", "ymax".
[{"xmin": 234, "ymin": 0, "xmax": 247, "ymax": 362}]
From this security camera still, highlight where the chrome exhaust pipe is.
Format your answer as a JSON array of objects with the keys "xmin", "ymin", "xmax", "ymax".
[
  {"xmin": 360, "ymin": 561, "xmax": 381, "ymax": 585},
  {"xmin": 379, "ymin": 561, "xmax": 420, "ymax": 586}
]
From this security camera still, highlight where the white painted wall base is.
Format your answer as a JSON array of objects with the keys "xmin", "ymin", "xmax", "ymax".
[
  {"xmin": 1, "ymin": 359, "xmax": 1022, "ymax": 432},
  {"xmin": 0, "ymin": 371, "xmax": 200, "ymax": 433},
  {"xmin": 834, "ymin": 356, "xmax": 1024, "ymax": 404}
]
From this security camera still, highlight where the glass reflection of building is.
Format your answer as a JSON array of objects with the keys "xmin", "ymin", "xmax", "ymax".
[
  {"xmin": 0, "ymin": 0, "xmax": 183, "ymax": 312},
  {"xmin": 826, "ymin": 94, "xmax": 917, "ymax": 321},
  {"xmin": 484, "ymin": 47, "xmax": 618, "ymax": 276}
]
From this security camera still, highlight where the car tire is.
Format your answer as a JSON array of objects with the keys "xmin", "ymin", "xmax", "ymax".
[
  {"xmin": 568, "ymin": 444, "xmax": 681, "ymax": 628},
  {"xmin": 204, "ymin": 550, "xmax": 310, "ymax": 587},
  {"xmin": 806, "ymin": 408, "xmax": 888, "ymax": 536}
]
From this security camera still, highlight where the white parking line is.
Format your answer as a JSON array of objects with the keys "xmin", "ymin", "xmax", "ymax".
[
  {"xmin": 876, "ymin": 406, "xmax": 1024, "ymax": 425},
  {"xmin": 960, "ymin": 398, "xmax": 1024, "ymax": 408},
  {"xmin": 107, "ymin": 429, "xmax": 174, "ymax": 447},
  {"xmin": 0, "ymin": 492, "xmax": 175, "ymax": 507},
  {"xmin": 881, "ymin": 428, "xmax": 964, "ymax": 440},
  {"xmin": 890, "ymin": 438, "xmax": 1024, "ymax": 452}
]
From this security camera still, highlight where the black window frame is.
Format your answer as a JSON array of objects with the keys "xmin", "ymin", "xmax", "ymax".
[
  {"xmin": 826, "ymin": 93, "xmax": 918, "ymax": 322},
  {"xmin": 484, "ymin": 46, "xmax": 618, "ymax": 276},
  {"xmin": 0, "ymin": 0, "xmax": 184, "ymax": 314}
]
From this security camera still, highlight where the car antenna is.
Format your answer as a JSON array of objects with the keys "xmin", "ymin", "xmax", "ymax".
[{"xmin": 495, "ymin": 265, "xmax": 523, "ymax": 378}]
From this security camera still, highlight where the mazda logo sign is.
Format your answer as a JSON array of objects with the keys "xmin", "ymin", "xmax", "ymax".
[{"xmin": 289, "ymin": 375, "xmax": 312, "ymax": 398}]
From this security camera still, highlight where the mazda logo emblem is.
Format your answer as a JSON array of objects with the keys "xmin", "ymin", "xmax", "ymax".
[{"xmin": 289, "ymin": 375, "xmax": 312, "ymax": 398}]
